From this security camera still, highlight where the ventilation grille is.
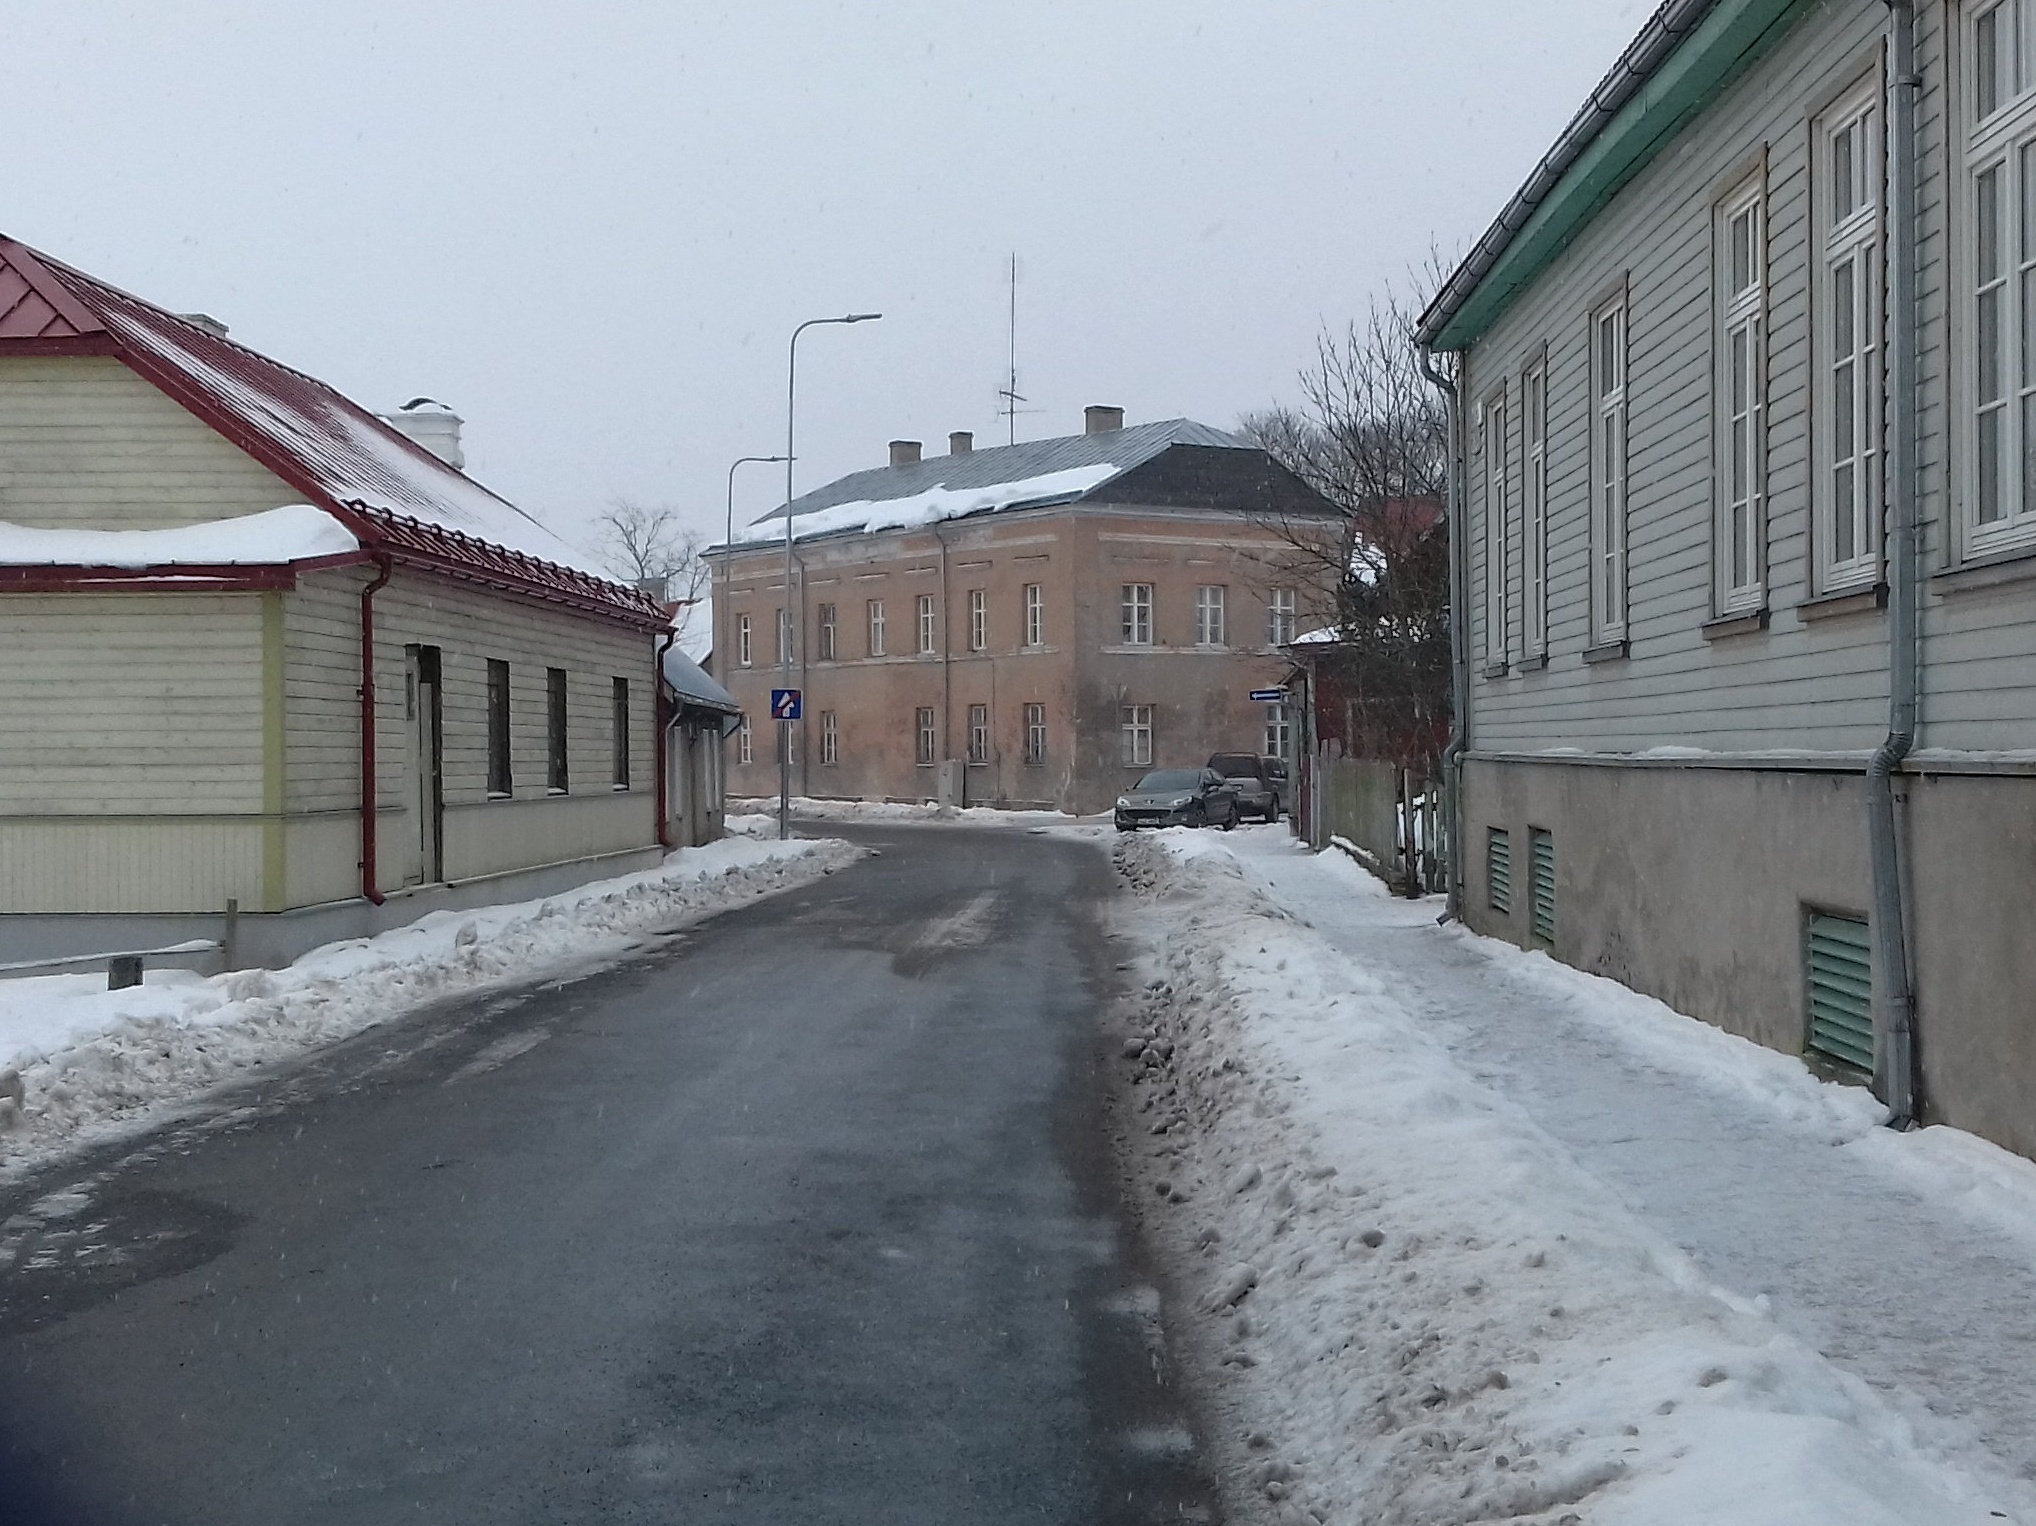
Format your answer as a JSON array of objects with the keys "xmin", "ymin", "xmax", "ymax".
[
  {"xmin": 1530, "ymin": 828, "xmax": 1555, "ymax": 943},
  {"xmin": 1807, "ymin": 912, "xmax": 1873, "ymax": 1072},
  {"xmin": 1487, "ymin": 828, "xmax": 1511, "ymax": 914}
]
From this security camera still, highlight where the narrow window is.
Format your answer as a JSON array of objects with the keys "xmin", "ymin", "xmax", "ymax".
[
  {"xmin": 611, "ymin": 677, "xmax": 630, "ymax": 791},
  {"xmin": 737, "ymin": 613, "xmax": 752, "ymax": 668},
  {"xmin": 774, "ymin": 607, "xmax": 790, "ymax": 664},
  {"xmin": 917, "ymin": 593, "xmax": 937, "ymax": 655},
  {"xmin": 546, "ymin": 667, "xmax": 568, "ymax": 794},
  {"xmin": 1819, "ymin": 84, "xmax": 1882, "ymax": 590},
  {"xmin": 968, "ymin": 588, "xmax": 987, "ymax": 652},
  {"xmin": 817, "ymin": 602, "xmax": 837, "ymax": 662},
  {"xmin": 1120, "ymin": 704, "xmax": 1153, "ymax": 767},
  {"xmin": 738, "ymin": 715, "xmax": 752, "ymax": 765},
  {"xmin": 1591, "ymin": 298, "xmax": 1629, "ymax": 643},
  {"xmin": 1195, "ymin": 585, "xmax": 1227, "ymax": 646},
  {"xmin": 1120, "ymin": 583, "xmax": 1153, "ymax": 645},
  {"xmin": 486, "ymin": 659, "xmax": 512, "ymax": 798},
  {"xmin": 821, "ymin": 710, "xmax": 838, "ymax": 766},
  {"xmin": 915, "ymin": 707, "xmax": 937, "ymax": 766},
  {"xmin": 1023, "ymin": 702, "xmax": 1046, "ymax": 763},
  {"xmin": 1523, "ymin": 359, "xmax": 1548, "ymax": 658},
  {"xmin": 1263, "ymin": 703, "xmax": 1292, "ymax": 761},
  {"xmin": 1482, "ymin": 390, "xmax": 1509, "ymax": 661},
  {"xmin": 867, "ymin": 599, "xmax": 887, "ymax": 657},
  {"xmin": 1716, "ymin": 179, "xmax": 1766, "ymax": 613},
  {"xmin": 1023, "ymin": 583, "xmax": 1044, "ymax": 646},
  {"xmin": 1267, "ymin": 588, "xmax": 1296, "ymax": 646},
  {"xmin": 967, "ymin": 703, "xmax": 989, "ymax": 763}
]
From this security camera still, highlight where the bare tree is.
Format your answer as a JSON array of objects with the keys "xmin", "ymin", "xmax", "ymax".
[
  {"xmin": 1239, "ymin": 287, "xmax": 1451, "ymax": 769},
  {"xmin": 596, "ymin": 498, "xmax": 712, "ymax": 606}
]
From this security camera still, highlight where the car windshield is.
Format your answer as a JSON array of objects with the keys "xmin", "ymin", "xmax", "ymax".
[
  {"xmin": 1135, "ymin": 770, "xmax": 1202, "ymax": 791},
  {"xmin": 1209, "ymin": 756, "xmax": 1258, "ymax": 776}
]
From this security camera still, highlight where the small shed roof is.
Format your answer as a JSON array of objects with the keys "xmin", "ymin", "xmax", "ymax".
[{"xmin": 660, "ymin": 644, "xmax": 740, "ymax": 715}]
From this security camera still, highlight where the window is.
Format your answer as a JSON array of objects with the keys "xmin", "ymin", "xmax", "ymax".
[
  {"xmin": 1120, "ymin": 704, "xmax": 1153, "ymax": 767},
  {"xmin": 1591, "ymin": 296, "xmax": 1630, "ymax": 643},
  {"xmin": 1482, "ymin": 389, "xmax": 1509, "ymax": 661},
  {"xmin": 1264, "ymin": 703, "xmax": 1292, "ymax": 762},
  {"xmin": 1523, "ymin": 359, "xmax": 1549, "ymax": 659},
  {"xmin": 780, "ymin": 721, "xmax": 798, "ymax": 767},
  {"xmin": 967, "ymin": 703, "xmax": 989, "ymax": 763},
  {"xmin": 486, "ymin": 659, "xmax": 511, "ymax": 798},
  {"xmin": 738, "ymin": 715, "xmax": 752, "ymax": 765},
  {"xmin": 611, "ymin": 677, "xmax": 630, "ymax": 791},
  {"xmin": 917, "ymin": 593, "xmax": 937, "ymax": 655},
  {"xmin": 775, "ymin": 607, "xmax": 791, "ymax": 664},
  {"xmin": 546, "ymin": 667, "xmax": 568, "ymax": 794},
  {"xmin": 915, "ymin": 707, "xmax": 937, "ymax": 766},
  {"xmin": 817, "ymin": 602, "xmax": 837, "ymax": 661},
  {"xmin": 1023, "ymin": 702, "xmax": 1046, "ymax": 764},
  {"xmin": 737, "ymin": 613, "xmax": 752, "ymax": 668},
  {"xmin": 821, "ymin": 710, "xmax": 838, "ymax": 766},
  {"xmin": 867, "ymin": 599, "xmax": 887, "ymax": 657},
  {"xmin": 1024, "ymin": 583, "xmax": 1044, "ymax": 647},
  {"xmin": 1267, "ymin": 588, "xmax": 1297, "ymax": 646},
  {"xmin": 967, "ymin": 588, "xmax": 987, "ymax": 651},
  {"xmin": 1487, "ymin": 828, "xmax": 1512, "ymax": 915},
  {"xmin": 1120, "ymin": 583, "xmax": 1153, "ymax": 645},
  {"xmin": 1195, "ymin": 585, "xmax": 1227, "ymax": 646},
  {"xmin": 1819, "ymin": 84, "xmax": 1883, "ymax": 590},
  {"xmin": 1965, "ymin": 4, "xmax": 2036, "ymax": 552},
  {"xmin": 1716, "ymin": 178, "xmax": 1766, "ymax": 612}
]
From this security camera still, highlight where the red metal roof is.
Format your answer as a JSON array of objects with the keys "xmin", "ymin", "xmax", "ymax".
[{"xmin": 0, "ymin": 236, "xmax": 663, "ymax": 628}]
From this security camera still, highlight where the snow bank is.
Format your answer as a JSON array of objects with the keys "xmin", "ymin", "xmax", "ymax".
[
  {"xmin": 0, "ymin": 505, "xmax": 358, "ymax": 567},
  {"xmin": 730, "ymin": 463, "xmax": 1118, "ymax": 546},
  {"xmin": 1110, "ymin": 833, "xmax": 2017, "ymax": 1525},
  {"xmin": 730, "ymin": 795, "xmax": 1104, "ymax": 833},
  {"xmin": 0, "ymin": 835, "xmax": 860, "ymax": 1173}
]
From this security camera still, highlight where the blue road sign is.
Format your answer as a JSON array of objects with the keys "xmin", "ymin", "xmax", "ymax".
[
  {"xmin": 770, "ymin": 688, "xmax": 802, "ymax": 721},
  {"xmin": 1249, "ymin": 688, "xmax": 1287, "ymax": 702}
]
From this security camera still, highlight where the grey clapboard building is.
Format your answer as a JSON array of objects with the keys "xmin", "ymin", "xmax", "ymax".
[{"xmin": 1417, "ymin": 0, "xmax": 2036, "ymax": 1157}]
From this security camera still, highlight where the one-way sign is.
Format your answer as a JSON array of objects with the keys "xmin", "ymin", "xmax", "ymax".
[
  {"xmin": 770, "ymin": 688, "xmax": 802, "ymax": 721},
  {"xmin": 1249, "ymin": 687, "xmax": 1287, "ymax": 702}
]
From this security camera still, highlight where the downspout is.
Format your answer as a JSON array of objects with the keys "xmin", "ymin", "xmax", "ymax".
[
  {"xmin": 358, "ymin": 556, "xmax": 393, "ymax": 906},
  {"xmin": 794, "ymin": 547, "xmax": 811, "ymax": 798},
  {"xmin": 934, "ymin": 524, "xmax": 954, "ymax": 776},
  {"xmin": 1872, "ymin": 0, "xmax": 1921, "ymax": 1127},
  {"xmin": 654, "ymin": 625, "xmax": 678, "ymax": 849},
  {"xmin": 1419, "ymin": 344, "xmax": 1469, "ymax": 922}
]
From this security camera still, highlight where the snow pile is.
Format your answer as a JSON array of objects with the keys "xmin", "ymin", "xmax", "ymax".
[
  {"xmin": 0, "ymin": 834, "xmax": 859, "ymax": 1171},
  {"xmin": 731, "ymin": 463, "xmax": 1118, "ymax": 546},
  {"xmin": 1111, "ymin": 831, "xmax": 2018, "ymax": 1525},
  {"xmin": 730, "ymin": 795, "xmax": 1100, "ymax": 831},
  {"xmin": 0, "ymin": 505, "xmax": 359, "ymax": 567}
]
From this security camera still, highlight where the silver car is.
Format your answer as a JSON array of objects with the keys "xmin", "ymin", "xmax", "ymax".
[{"xmin": 1114, "ymin": 768, "xmax": 1240, "ymax": 831}]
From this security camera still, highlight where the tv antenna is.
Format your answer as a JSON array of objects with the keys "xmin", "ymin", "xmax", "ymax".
[{"xmin": 996, "ymin": 252, "xmax": 1038, "ymax": 445}]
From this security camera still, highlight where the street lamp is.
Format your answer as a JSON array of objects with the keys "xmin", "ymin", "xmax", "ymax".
[
  {"xmin": 722, "ymin": 454, "xmax": 789, "ymax": 694},
  {"xmin": 780, "ymin": 312, "xmax": 882, "ymax": 840}
]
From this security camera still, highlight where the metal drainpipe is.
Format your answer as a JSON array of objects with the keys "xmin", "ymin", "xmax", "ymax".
[
  {"xmin": 1872, "ymin": 0, "xmax": 1921, "ymax": 1128},
  {"xmin": 1418, "ymin": 344, "xmax": 1469, "ymax": 922},
  {"xmin": 654, "ymin": 626, "xmax": 678, "ymax": 849},
  {"xmin": 794, "ymin": 547, "xmax": 811, "ymax": 798},
  {"xmin": 934, "ymin": 523, "xmax": 954, "ymax": 782},
  {"xmin": 358, "ymin": 556, "xmax": 393, "ymax": 906}
]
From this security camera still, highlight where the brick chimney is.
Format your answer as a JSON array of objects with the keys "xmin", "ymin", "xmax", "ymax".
[
  {"xmin": 1084, "ymin": 405, "xmax": 1125, "ymax": 435},
  {"xmin": 949, "ymin": 431, "xmax": 973, "ymax": 455},
  {"xmin": 890, "ymin": 439, "xmax": 923, "ymax": 466}
]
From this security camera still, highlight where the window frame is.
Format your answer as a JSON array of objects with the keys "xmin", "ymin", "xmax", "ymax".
[
  {"xmin": 967, "ymin": 588, "xmax": 988, "ymax": 652},
  {"xmin": 967, "ymin": 703, "xmax": 990, "ymax": 764},
  {"xmin": 820, "ymin": 709, "xmax": 838, "ymax": 766},
  {"xmin": 1521, "ymin": 353, "xmax": 1549, "ymax": 660},
  {"xmin": 915, "ymin": 706, "xmax": 937, "ymax": 766},
  {"xmin": 737, "ymin": 612, "xmax": 752, "ymax": 668},
  {"xmin": 1023, "ymin": 583, "xmax": 1044, "ymax": 647},
  {"xmin": 1267, "ymin": 588, "xmax": 1297, "ymax": 646},
  {"xmin": 774, "ymin": 606, "xmax": 790, "ymax": 665},
  {"xmin": 1481, "ymin": 384, "xmax": 1510, "ymax": 664},
  {"xmin": 486, "ymin": 658, "xmax": 512, "ymax": 799},
  {"xmin": 610, "ymin": 676, "xmax": 630, "ymax": 791},
  {"xmin": 817, "ymin": 602, "xmax": 837, "ymax": 662},
  {"xmin": 1714, "ymin": 169, "xmax": 1769, "ymax": 615},
  {"xmin": 546, "ymin": 666, "xmax": 569, "ymax": 795},
  {"xmin": 916, "ymin": 593, "xmax": 938, "ymax": 655},
  {"xmin": 1120, "ymin": 703, "xmax": 1153, "ymax": 767},
  {"xmin": 1120, "ymin": 583, "xmax": 1153, "ymax": 645},
  {"xmin": 866, "ymin": 598, "xmax": 887, "ymax": 657},
  {"xmin": 1023, "ymin": 701, "xmax": 1046, "ymax": 764},
  {"xmin": 1590, "ymin": 290, "xmax": 1631, "ymax": 645},
  {"xmin": 1264, "ymin": 703, "xmax": 1292, "ymax": 762},
  {"xmin": 737, "ymin": 715, "xmax": 752, "ymax": 766},
  {"xmin": 1815, "ymin": 76, "xmax": 1886, "ymax": 592},
  {"xmin": 1194, "ymin": 584, "xmax": 1227, "ymax": 646}
]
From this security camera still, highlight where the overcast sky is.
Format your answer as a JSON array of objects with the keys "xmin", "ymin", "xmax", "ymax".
[{"xmin": 2, "ymin": 0, "xmax": 1651, "ymax": 565}]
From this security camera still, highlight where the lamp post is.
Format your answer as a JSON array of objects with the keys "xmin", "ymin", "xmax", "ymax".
[
  {"xmin": 722, "ymin": 453, "xmax": 788, "ymax": 694},
  {"xmin": 780, "ymin": 312, "xmax": 882, "ymax": 840}
]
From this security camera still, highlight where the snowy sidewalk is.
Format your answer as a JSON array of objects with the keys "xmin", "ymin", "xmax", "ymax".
[{"xmin": 1111, "ymin": 825, "xmax": 2036, "ymax": 1525}]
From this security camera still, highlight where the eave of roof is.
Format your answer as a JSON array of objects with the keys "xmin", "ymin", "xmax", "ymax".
[{"xmin": 1415, "ymin": 0, "xmax": 1812, "ymax": 353}]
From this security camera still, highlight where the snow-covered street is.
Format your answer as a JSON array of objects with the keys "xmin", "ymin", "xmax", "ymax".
[{"xmin": 1111, "ymin": 824, "xmax": 2036, "ymax": 1524}]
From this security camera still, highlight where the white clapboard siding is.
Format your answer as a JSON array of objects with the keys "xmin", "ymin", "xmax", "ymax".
[{"xmin": 0, "ymin": 356, "xmax": 300, "ymax": 529}]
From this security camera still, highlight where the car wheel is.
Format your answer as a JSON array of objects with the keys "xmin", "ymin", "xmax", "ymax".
[
  {"xmin": 1220, "ymin": 809, "xmax": 1235, "ymax": 832},
  {"xmin": 1188, "ymin": 804, "xmax": 1207, "ymax": 829}
]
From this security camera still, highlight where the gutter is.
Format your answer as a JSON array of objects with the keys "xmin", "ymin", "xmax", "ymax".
[
  {"xmin": 654, "ymin": 625, "xmax": 678, "ymax": 850},
  {"xmin": 1870, "ymin": 0, "xmax": 1921, "ymax": 1127},
  {"xmin": 1418, "ymin": 345, "xmax": 1469, "ymax": 922},
  {"xmin": 358, "ymin": 555, "xmax": 394, "ymax": 906}
]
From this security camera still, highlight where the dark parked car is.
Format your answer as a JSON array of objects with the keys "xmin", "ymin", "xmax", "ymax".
[
  {"xmin": 1114, "ymin": 768, "xmax": 1240, "ymax": 832},
  {"xmin": 1207, "ymin": 753, "xmax": 1287, "ymax": 821}
]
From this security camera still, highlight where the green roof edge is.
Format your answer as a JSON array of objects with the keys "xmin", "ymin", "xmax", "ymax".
[{"xmin": 1430, "ymin": 0, "xmax": 1817, "ymax": 353}]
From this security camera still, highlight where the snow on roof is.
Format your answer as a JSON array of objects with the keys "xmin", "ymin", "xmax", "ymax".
[
  {"xmin": 1288, "ymin": 626, "xmax": 1344, "ymax": 646},
  {"xmin": 660, "ymin": 643, "xmax": 739, "ymax": 714},
  {"xmin": 0, "ymin": 505, "xmax": 357, "ymax": 567},
  {"xmin": 730, "ymin": 463, "xmax": 1119, "ymax": 547}
]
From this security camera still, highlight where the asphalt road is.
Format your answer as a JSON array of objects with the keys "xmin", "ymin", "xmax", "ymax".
[{"xmin": 0, "ymin": 825, "xmax": 1218, "ymax": 1524}]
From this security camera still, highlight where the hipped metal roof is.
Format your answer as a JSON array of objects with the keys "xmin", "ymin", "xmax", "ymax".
[
  {"xmin": 0, "ymin": 236, "xmax": 663, "ymax": 626},
  {"xmin": 1416, "ymin": 0, "xmax": 1813, "ymax": 352}
]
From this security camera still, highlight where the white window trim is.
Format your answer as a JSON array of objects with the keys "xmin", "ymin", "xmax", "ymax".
[
  {"xmin": 1023, "ymin": 583, "xmax": 1044, "ymax": 647},
  {"xmin": 737, "ymin": 716, "xmax": 752, "ymax": 766},
  {"xmin": 1121, "ymin": 704, "xmax": 1154, "ymax": 767},
  {"xmin": 1023, "ymin": 702, "xmax": 1047, "ymax": 764},
  {"xmin": 967, "ymin": 703, "xmax": 990, "ymax": 764},
  {"xmin": 867, "ymin": 599, "xmax": 886, "ymax": 657},
  {"xmin": 916, "ymin": 594, "xmax": 937, "ymax": 655},
  {"xmin": 1816, "ymin": 77, "xmax": 1886, "ymax": 592},
  {"xmin": 1267, "ymin": 588, "xmax": 1297, "ymax": 647},
  {"xmin": 1591, "ymin": 295, "xmax": 1630, "ymax": 644},
  {"xmin": 821, "ymin": 710, "xmax": 838, "ymax": 766},
  {"xmin": 1715, "ymin": 174, "xmax": 1768, "ymax": 615},
  {"xmin": 915, "ymin": 707, "xmax": 937, "ymax": 766},
  {"xmin": 1121, "ymin": 583, "xmax": 1153, "ymax": 645},
  {"xmin": 1522, "ymin": 357, "xmax": 1549, "ymax": 659},
  {"xmin": 1195, "ymin": 584, "xmax": 1227, "ymax": 646},
  {"xmin": 737, "ymin": 613, "xmax": 752, "ymax": 668},
  {"xmin": 1481, "ymin": 388, "xmax": 1509, "ymax": 663},
  {"xmin": 968, "ymin": 588, "xmax": 988, "ymax": 652}
]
